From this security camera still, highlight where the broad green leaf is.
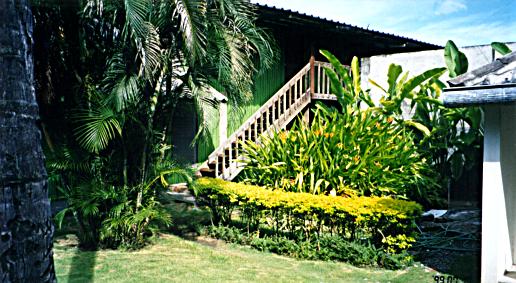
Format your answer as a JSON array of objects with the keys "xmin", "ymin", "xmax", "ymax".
[
  {"xmin": 387, "ymin": 64, "xmax": 403, "ymax": 94},
  {"xmin": 369, "ymin": 79, "xmax": 387, "ymax": 93},
  {"xmin": 414, "ymin": 96, "xmax": 443, "ymax": 107},
  {"xmin": 324, "ymin": 66, "xmax": 353, "ymax": 106},
  {"xmin": 491, "ymin": 42, "xmax": 512, "ymax": 56},
  {"xmin": 379, "ymin": 97, "xmax": 396, "ymax": 111},
  {"xmin": 314, "ymin": 179, "xmax": 325, "ymax": 194},
  {"xmin": 359, "ymin": 92, "xmax": 375, "ymax": 107},
  {"xmin": 449, "ymin": 151, "xmax": 465, "ymax": 180},
  {"xmin": 320, "ymin": 49, "xmax": 349, "ymax": 79},
  {"xmin": 54, "ymin": 208, "xmax": 71, "ymax": 230},
  {"xmin": 401, "ymin": 67, "xmax": 446, "ymax": 98},
  {"xmin": 160, "ymin": 174, "xmax": 169, "ymax": 187},
  {"xmin": 444, "ymin": 40, "xmax": 468, "ymax": 78},
  {"xmin": 466, "ymin": 107, "xmax": 483, "ymax": 130},
  {"xmin": 404, "ymin": 120, "xmax": 431, "ymax": 136},
  {"xmin": 351, "ymin": 56, "xmax": 361, "ymax": 96}
]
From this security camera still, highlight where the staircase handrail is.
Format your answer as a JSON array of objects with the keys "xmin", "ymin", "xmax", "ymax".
[{"xmin": 206, "ymin": 62, "xmax": 311, "ymax": 162}]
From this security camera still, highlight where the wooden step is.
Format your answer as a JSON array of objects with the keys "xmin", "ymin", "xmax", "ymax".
[{"xmin": 199, "ymin": 167, "xmax": 214, "ymax": 173}]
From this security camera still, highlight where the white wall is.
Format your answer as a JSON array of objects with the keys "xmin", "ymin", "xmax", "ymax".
[
  {"xmin": 361, "ymin": 43, "xmax": 516, "ymax": 106},
  {"xmin": 478, "ymin": 103, "xmax": 516, "ymax": 282},
  {"xmin": 481, "ymin": 105, "xmax": 506, "ymax": 283},
  {"xmin": 501, "ymin": 103, "xmax": 516, "ymax": 264}
]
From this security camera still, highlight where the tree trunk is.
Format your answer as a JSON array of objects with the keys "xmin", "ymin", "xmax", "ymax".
[{"xmin": 0, "ymin": 0, "xmax": 56, "ymax": 282}]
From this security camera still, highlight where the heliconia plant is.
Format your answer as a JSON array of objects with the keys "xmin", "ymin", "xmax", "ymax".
[
  {"xmin": 410, "ymin": 78, "xmax": 483, "ymax": 193},
  {"xmin": 319, "ymin": 50, "xmax": 375, "ymax": 111},
  {"xmin": 240, "ymin": 103, "xmax": 438, "ymax": 199},
  {"xmin": 321, "ymin": 49, "xmax": 445, "ymax": 138}
]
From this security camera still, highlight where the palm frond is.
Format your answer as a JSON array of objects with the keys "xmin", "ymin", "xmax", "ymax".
[
  {"xmin": 188, "ymin": 78, "xmax": 219, "ymax": 146},
  {"xmin": 123, "ymin": 0, "xmax": 162, "ymax": 80},
  {"xmin": 140, "ymin": 22, "xmax": 163, "ymax": 79},
  {"xmin": 201, "ymin": 3, "xmax": 277, "ymax": 106},
  {"xmin": 206, "ymin": 21, "xmax": 253, "ymax": 102},
  {"xmin": 231, "ymin": 14, "xmax": 276, "ymax": 73},
  {"xmin": 123, "ymin": 0, "xmax": 150, "ymax": 41},
  {"xmin": 103, "ymin": 52, "xmax": 142, "ymax": 111},
  {"xmin": 73, "ymin": 106, "xmax": 123, "ymax": 153},
  {"xmin": 172, "ymin": 0, "xmax": 207, "ymax": 64},
  {"xmin": 211, "ymin": 0, "xmax": 254, "ymax": 19},
  {"xmin": 47, "ymin": 146, "xmax": 93, "ymax": 173}
]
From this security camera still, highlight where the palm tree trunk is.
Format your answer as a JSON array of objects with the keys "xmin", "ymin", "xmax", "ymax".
[
  {"xmin": 0, "ymin": 0, "xmax": 56, "ymax": 282},
  {"xmin": 137, "ymin": 70, "xmax": 164, "ymax": 209}
]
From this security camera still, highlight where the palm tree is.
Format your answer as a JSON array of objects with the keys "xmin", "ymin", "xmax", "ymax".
[
  {"xmin": 0, "ymin": 0, "xmax": 56, "ymax": 281},
  {"xmin": 30, "ymin": 0, "xmax": 275, "ymax": 247},
  {"xmin": 74, "ymin": 0, "xmax": 276, "ymax": 184}
]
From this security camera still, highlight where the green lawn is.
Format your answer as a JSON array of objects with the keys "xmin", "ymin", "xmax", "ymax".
[{"xmin": 54, "ymin": 233, "xmax": 450, "ymax": 283}]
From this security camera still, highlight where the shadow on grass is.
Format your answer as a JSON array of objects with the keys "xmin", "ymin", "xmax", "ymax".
[
  {"xmin": 67, "ymin": 248, "xmax": 97, "ymax": 283},
  {"xmin": 160, "ymin": 195, "xmax": 211, "ymax": 238}
]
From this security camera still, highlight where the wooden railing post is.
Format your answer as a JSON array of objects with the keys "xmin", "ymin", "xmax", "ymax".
[
  {"xmin": 310, "ymin": 53, "xmax": 315, "ymax": 96},
  {"xmin": 211, "ymin": 89, "xmax": 228, "ymax": 145},
  {"xmin": 219, "ymin": 101, "xmax": 227, "ymax": 145}
]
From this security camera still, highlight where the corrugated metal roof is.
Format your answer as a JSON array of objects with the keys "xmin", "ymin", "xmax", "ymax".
[
  {"xmin": 255, "ymin": 3, "xmax": 441, "ymax": 49},
  {"xmin": 447, "ymin": 51, "xmax": 516, "ymax": 87}
]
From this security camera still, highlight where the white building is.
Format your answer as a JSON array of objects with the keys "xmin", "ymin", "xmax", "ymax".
[{"xmin": 443, "ymin": 51, "xmax": 516, "ymax": 283}]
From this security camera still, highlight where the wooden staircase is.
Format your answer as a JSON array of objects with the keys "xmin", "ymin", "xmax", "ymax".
[{"xmin": 199, "ymin": 60, "xmax": 334, "ymax": 180}]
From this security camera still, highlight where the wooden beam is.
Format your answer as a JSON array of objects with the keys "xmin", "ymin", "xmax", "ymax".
[
  {"xmin": 443, "ymin": 84, "xmax": 516, "ymax": 108},
  {"xmin": 312, "ymin": 93, "xmax": 338, "ymax": 101}
]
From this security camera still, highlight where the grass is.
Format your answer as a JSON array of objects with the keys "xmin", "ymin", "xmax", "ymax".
[{"xmin": 54, "ymin": 233, "xmax": 452, "ymax": 283}]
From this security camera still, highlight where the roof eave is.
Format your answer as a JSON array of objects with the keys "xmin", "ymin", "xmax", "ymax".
[
  {"xmin": 255, "ymin": 4, "xmax": 441, "ymax": 50},
  {"xmin": 443, "ymin": 84, "xmax": 516, "ymax": 108},
  {"xmin": 448, "ymin": 51, "xmax": 516, "ymax": 87}
]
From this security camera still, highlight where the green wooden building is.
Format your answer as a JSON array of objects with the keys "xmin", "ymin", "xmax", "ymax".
[{"xmin": 171, "ymin": 4, "xmax": 440, "ymax": 166}]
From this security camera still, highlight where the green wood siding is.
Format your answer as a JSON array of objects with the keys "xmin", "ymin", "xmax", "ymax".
[
  {"xmin": 197, "ymin": 115, "xmax": 219, "ymax": 162},
  {"xmin": 228, "ymin": 54, "xmax": 285, "ymax": 135}
]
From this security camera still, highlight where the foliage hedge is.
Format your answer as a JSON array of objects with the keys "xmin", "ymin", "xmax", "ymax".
[
  {"xmin": 205, "ymin": 226, "xmax": 412, "ymax": 269},
  {"xmin": 195, "ymin": 178, "xmax": 422, "ymax": 254}
]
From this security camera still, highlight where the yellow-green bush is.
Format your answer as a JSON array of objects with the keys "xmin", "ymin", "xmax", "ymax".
[{"xmin": 195, "ymin": 178, "xmax": 422, "ymax": 253}]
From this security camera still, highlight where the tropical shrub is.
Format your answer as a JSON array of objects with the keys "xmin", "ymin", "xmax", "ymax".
[
  {"xmin": 319, "ymin": 48, "xmax": 484, "ymax": 207},
  {"xmin": 195, "ymin": 178, "xmax": 422, "ymax": 254},
  {"xmin": 55, "ymin": 183, "xmax": 162, "ymax": 249},
  {"xmin": 51, "ymin": 148, "xmax": 193, "ymax": 249},
  {"xmin": 410, "ymin": 79, "xmax": 483, "ymax": 200},
  {"xmin": 241, "ymin": 104, "xmax": 436, "ymax": 198},
  {"xmin": 367, "ymin": 41, "xmax": 484, "ymax": 204},
  {"xmin": 56, "ymin": 184, "xmax": 171, "ymax": 249},
  {"xmin": 366, "ymin": 59, "xmax": 450, "ymax": 206}
]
